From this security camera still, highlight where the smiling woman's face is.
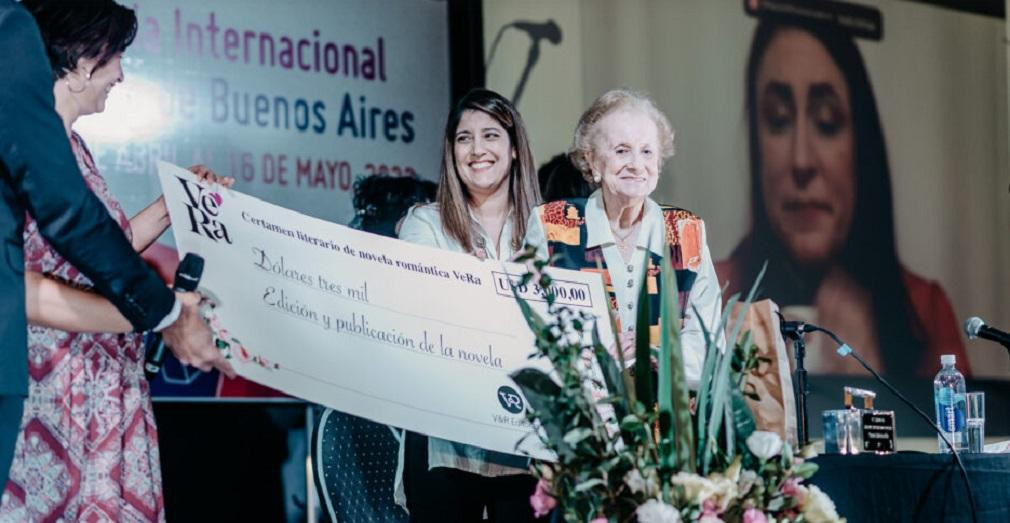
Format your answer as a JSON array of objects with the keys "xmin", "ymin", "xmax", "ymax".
[
  {"xmin": 453, "ymin": 109, "xmax": 514, "ymax": 198},
  {"xmin": 756, "ymin": 28, "xmax": 856, "ymax": 266},
  {"xmin": 589, "ymin": 107, "xmax": 660, "ymax": 204},
  {"xmin": 74, "ymin": 54, "xmax": 124, "ymax": 117}
]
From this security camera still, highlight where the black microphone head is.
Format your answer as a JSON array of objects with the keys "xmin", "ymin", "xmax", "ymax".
[
  {"xmin": 964, "ymin": 316, "xmax": 985, "ymax": 339},
  {"xmin": 511, "ymin": 20, "xmax": 563, "ymax": 44},
  {"xmin": 544, "ymin": 20, "xmax": 562, "ymax": 44},
  {"xmin": 174, "ymin": 253, "xmax": 205, "ymax": 292}
]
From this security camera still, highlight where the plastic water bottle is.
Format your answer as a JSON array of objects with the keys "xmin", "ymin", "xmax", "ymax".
[{"xmin": 933, "ymin": 354, "xmax": 967, "ymax": 453}]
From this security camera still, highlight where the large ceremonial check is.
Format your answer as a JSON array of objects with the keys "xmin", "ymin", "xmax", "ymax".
[{"xmin": 157, "ymin": 162, "xmax": 613, "ymax": 459}]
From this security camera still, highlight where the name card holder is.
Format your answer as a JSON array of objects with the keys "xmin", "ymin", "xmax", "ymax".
[{"xmin": 823, "ymin": 387, "xmax": 896, "ymax": 455}]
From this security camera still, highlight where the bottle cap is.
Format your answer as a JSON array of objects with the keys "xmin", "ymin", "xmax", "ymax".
[{"xmin": 941, "ymin": 354, "xmax": 956, "ymax": 365}]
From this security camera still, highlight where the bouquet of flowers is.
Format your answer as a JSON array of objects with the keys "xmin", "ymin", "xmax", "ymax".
[{"xmin": 509, "ymin": 246, "xmax": 843, "ymax": 523}]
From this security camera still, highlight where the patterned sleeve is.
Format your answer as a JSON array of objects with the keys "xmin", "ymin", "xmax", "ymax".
[
  {"xmin": 522, "ymin": 205, "xmax": 550, "ymax": 262},
  {"xmin": 21, "ymin": 217, "xmax": 53, "ymax": 274},
  {"xmin": 679, "ymin": 220, "xmax": 725, "ymax": 389}
]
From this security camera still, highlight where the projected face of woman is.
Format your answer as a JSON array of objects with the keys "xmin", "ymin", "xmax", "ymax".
[{"xmin": 756, "ymin": 28, "xmax": 855, "ymax": 267}]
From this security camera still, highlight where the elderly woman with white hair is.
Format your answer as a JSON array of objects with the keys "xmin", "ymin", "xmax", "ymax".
[{"xmin": 524, "ymin": 89, "xmax": 724, "ymax": 385}]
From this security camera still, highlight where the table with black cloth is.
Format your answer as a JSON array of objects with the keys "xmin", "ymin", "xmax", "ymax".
[{"xmin": 810, "ymin": 452, "xmax": 1010, "ymax": 522}]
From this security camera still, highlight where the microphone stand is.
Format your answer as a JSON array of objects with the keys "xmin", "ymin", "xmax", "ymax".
[
  {"xmin": 511, "ymin": 40, "xmax": 540, "ymax": 106},
  {"xmin": 785, "ymin": 327, "xmax": 809, "ymax": 447},
  {"xmin": 777, "ymin": 313, "xmax": 810, "ymax": 447}
]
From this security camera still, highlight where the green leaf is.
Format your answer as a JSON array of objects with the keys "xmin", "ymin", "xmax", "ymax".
[
  {"xmin": 620, "ymin": 414, "xmax": 643, "ymax": 432},
  {"xmin": 792, "ymin": 461, "xmax": 819, "ymax": 480},
  {"xmin": 595, "ymin": 256, "xmax": 637, "ymax": 407},
  {"xmin": 599, "ymin": 455, "xmax": 623, "ymax": 472},
  {"xmin": 512, "ymin": 287, "xmax": 547, "ymax": 335},
  {"xmin": 781, "ymin": 441, "xmax": 794, "ymax": 468},
  {"xmin": 730, "ymin": 379, "xmax": 757, "ymax": 461},
  {"xmin": 574, "ymin": 478, "xmax": 606, "ymax": 492},
  {"xmin": 704, "ymin": 262, "xmax": 766, "ymax": 474},
  {"xmin": 563, "ymin": 427, "xmax": 594, "ymax": 447},
  {"xmin": 509, "ymin": 368, "xmax": 573, "ymax": 460},
  {"xmin": 705, "ymin": 340, "xmax": 736, "ymax": 472},
  {"xmin": 592, "ymin": 323, "xmax": 630, "ymax": 425},
  {"xmin": 657, "ymin": 232, "xmax": 695, "ymax": 474},
  {"xmin": 695, "ymin": 293, "xmax": 737, "ymax": 474},
  {"xmin": 634, "ymin": 253, "xmax": 654, "ymax": 408}
]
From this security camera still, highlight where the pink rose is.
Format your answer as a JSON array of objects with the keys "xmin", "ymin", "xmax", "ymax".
[
  {"xmin": 530, "ymin": 479, "xmax": 557, "ymax": 518},
  {"xmin": 780, "ymin": 478, "xmax": 800, "ymax": 497},
  {"xmin": 590, "ymin": 519, "xmax": 607, "ymax": 523},
  {"xmin": 699, "ymin": 499, "xmax": 725, "ymax": 522},
  {"xmin": 743, "ymin": 508, "xmax": 768, "ymax": 523}
]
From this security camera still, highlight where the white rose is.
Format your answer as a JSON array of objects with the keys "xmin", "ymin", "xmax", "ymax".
[
  {"xmin": 737, "ymin": 469, "xmax": 759, "ymax": 497},
  {"xmin": 672, "ymin": 471, "xmax": 739, "ymax": 511},
  {"xmin": 802, "ymin": 485, "xmax": 842, "ymax": 523},
  {"xmin": 625, "ymin": 469, "xmax": 661, "ymax": 496},
  {"xmin": 746, "ymin": 431, "xmax": 783, "ymax": 460},
  {"xmin": 625, "ymin": 469, "xmax": 647, "ymax": 494},
  {"xmin": 671, "ymin": 472, "xmax": 717, "ymax": 504},
  {"xmin": 707, "ymin": 474, "xmax": 739, "ymax": 512},
  {"xmin": 636, "ymin": 499, "xmax": 682, "ymax": 523}
]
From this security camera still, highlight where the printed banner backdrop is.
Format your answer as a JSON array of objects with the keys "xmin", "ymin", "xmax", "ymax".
[
  {"xmin": 70, "ymin": 0, "xmax": 449, "ymax": 397},
  {"xmin": 158, "ymin": 162, "xmax": 618, "ymax": 458},
  {"xmin": 80, "ymin": 0, "xmax": 448, "ymax": 221},
  {"xmin": 484, "ymin": 0, "xmax": 1010, "ymax": 435}
]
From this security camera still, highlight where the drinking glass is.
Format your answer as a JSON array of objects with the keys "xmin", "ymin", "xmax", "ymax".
[{"xmin": 966, "ymin": 391, "xmax": 985, "ymax": 453}]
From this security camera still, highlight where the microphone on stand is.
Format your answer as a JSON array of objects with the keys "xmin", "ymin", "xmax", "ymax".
[
  {"xmin": 779, "ymin": 318, "xmax": 809, "ymax": 339},
  {"xmin": 503, "ymin": 20, "xmax": 563, "ymax": 105},
  {"xmin": 144, "ymin": 253, "xmax": 205, "ymax": 380},
  {"xmin": 510, "ymin": 20, "xmax": 562, "ymax": 45},
  {"xmin": 776, "ymin": 312, "xmax": 811, "ymax": 446},
  {"xmin": 964, "ymin": 316, "xmax": 1010, "ymax": 350}
]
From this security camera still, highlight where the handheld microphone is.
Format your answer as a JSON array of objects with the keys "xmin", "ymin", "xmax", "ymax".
[
  {"xmin": 964, "ymin": 316, "xmax": 1010, "ymax": 348},
  {"xmin": 144, "ymin": 253, "xmax": 205, "ymax": 380}
]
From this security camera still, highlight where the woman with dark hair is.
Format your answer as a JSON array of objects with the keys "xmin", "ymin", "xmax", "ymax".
[
  {"xmin": 0, "ymin": 1, "xmax": 232, "ymax": 520},
  {"xmin": 717, "ymin": 18, "xmax": 967, "ymax": 378},
  {"xmin": 397, "ymin": 89, "xmax": 544, "ymax": 522}
]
